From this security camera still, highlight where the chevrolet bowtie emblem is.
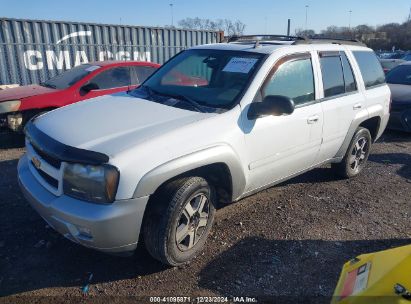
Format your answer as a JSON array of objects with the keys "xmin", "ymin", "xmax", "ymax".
[{"xmin": 32, "ymin": 156, "xmax": 41, "ymax": 169}]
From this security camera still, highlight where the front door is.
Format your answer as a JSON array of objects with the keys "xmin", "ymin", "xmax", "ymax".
[{"xmin": 242, "ymin": 53, "xmax": 323, "ymax": 192}]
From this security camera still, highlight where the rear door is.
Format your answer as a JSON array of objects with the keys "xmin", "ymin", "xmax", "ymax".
[{"xmin": 315, "ymin": 51, "xmax": 366, "ymax": 161}]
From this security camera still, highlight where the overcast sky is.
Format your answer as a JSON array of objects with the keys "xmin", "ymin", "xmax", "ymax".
[{"xmin": 1, "ymin": 0, "xmax": 410, "ymax": 34}]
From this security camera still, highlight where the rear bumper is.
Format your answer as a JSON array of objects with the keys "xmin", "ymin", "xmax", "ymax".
[{"xmin": 18, "ymin": 154, "xmax": 149, "ymax": 254}]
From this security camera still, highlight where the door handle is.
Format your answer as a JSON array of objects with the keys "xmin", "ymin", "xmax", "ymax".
[
  {"xmin": 353, "ymin": 103, "xmax": 362, "ymax": 110},
  {"xmin": 307, "ymin": 115, "xmax": 320, "ymax": 124}
]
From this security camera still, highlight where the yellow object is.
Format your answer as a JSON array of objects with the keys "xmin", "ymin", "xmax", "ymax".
[{"xmin": 332, "ymin": 244, "xmax": 411, "ymax": 304}]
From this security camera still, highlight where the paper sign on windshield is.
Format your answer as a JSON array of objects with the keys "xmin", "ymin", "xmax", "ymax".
[{"xmin": 223, "ymin": 57, "xmax": 258, "ymax": 74}]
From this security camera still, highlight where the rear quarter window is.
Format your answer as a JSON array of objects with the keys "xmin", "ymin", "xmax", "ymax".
[{"xmin": 353, "ymin": 51, "xmax": 386, "ymax": 89}]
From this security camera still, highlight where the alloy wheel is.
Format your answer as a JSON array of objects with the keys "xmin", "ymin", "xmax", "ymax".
[
  {"xmin": 175, "ymin": 193, "xmax": 210, "ymax": 251},
  {"xmin": 349, "ymin": 136, "xmax": 369, "ymax": 172}
]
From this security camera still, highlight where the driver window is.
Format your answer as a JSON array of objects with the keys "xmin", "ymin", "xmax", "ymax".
[
  {"xmin": 91, "ymin": 67, "xmax": 130, "ymax": 89},
  {"xmin": 262, "ymin": 57, "xmax": 315, "ymax": 106}
]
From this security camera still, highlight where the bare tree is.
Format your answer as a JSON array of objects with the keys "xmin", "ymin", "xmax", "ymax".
[
  {"xmin": 178, "ymin": 18, "xmax": 246, "ymax": 36},
  {"xmin": 295, "ymin": 28, "xmax": 315, "ymax": 37},
  {"xmin": 232, "ymin": 20, "xmax": 246, "ymax": 36}
]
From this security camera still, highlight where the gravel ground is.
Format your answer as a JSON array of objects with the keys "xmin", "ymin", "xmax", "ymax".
[{"xmin": 0, "ymin": 130, "xmax": 410, "ymax": 303}]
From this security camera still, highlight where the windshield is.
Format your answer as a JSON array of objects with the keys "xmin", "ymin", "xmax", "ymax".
[
  {"xmin": 41, "ymin": 64, "xmax": 100, "ymax": 89},
  {"xmin": 129, "ymin": 49, "xmax": 265, "ymax": 112},
  {"xmin": 386, "ymin": 65, "xmax": 411, "ymax": 85}
]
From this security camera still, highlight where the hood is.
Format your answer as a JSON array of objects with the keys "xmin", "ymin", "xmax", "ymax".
[
  {"xmin": 0, "ymin": 85, "xmax": 57, "ymax": 102},
  {"xmin": 34, "ymin": 92, "xmax": 215, "ymax": 156},
  {"xmin": 388, "ymin": 83, "xmax": 411, "ymax": 103}
]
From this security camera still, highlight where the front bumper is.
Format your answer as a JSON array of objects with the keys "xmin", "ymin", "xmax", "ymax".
[
  {"xmin": 18, "ymin": 154, "xmax": 149, "ymax": 254},
  {"xmin": 388, "ymin": 103, "xmax": 411, "ymax": 132}
]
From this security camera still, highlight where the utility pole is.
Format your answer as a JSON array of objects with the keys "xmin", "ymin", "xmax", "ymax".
[
  {"xmin": 169, "ymin": 3, "xmax": 174, "ymax": 27},
  {"xmin": 305, "ymin": 5, "xmax": 309, "ymax": 32},
  {"xmin": 287, "ymin": 19, "xmax": 291, "ymax": 36},
  {"xmin": 349, "ymin": 10, "xmax": 352, "ymax": 30},
  {"xmin": 408, "ymin": 6, "xmax": 411, "ymax": 22}
]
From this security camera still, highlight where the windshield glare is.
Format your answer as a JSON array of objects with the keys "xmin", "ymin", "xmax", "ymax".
[
  {"xmin": 42, "ymin": 64, "xmax": 99, "ymax": 89},
  {"xmin": 386, "ymin": 65, "xmax": 411, "ymax": 85},
  {"xmin": 132, "ymin": 49, "xmax": 265, "ymax": 111}
]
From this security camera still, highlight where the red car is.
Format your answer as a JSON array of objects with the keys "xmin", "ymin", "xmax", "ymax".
[{"xmin": 0, "ymin": 61, "xmax": 160, "ymax": 132}]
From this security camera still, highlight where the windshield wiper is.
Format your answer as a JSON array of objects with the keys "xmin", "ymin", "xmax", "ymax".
[
  {"xmin": 140, "ymin": 85, "xmax": 205, "ymax": 113},
  {"xmin": 165, "ymin": 93, "xmax": 205, "ymax": 113}
]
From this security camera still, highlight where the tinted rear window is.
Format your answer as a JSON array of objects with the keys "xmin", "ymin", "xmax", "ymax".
[{"xmin": 353, "ymin": 51, "xmax": 385, "ymax": 88}]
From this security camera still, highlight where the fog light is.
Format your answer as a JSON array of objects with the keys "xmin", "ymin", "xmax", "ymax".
[{"xmin": 7, "ymin": 113, "xmax": 23, "ymax": 131}]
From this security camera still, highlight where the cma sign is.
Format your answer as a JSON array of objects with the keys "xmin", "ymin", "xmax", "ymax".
[{"xmin": 22, "ymin": 31, "xmax": 151, "ymax": 71}]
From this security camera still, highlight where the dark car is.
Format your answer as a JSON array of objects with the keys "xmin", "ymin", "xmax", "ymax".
[{"xmin": 386, "ymin": 62, "xmax": 411, "ymax": 132}]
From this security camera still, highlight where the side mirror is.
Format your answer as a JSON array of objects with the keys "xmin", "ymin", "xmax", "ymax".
[
  {"xmin": 80, "ymin": 82, "xmax": 99, "ymax": 95},
  {"xmin": 247, "ymin": 95, "xmax": 295, "ymax": 120}
]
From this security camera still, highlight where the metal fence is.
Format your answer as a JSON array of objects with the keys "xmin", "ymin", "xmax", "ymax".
[{"xmin": 0, "ymin": 18, "xmax": 223, "ymax": 85}]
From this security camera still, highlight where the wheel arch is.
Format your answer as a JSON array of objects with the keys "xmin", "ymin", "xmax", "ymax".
[
  {"xmin": 133, "ymin": 145, "xmax": 246, "ymax": 203},
  {"xmin": 335, "ymin": 115, "xmax": 382, "ymax": 159},
  {"xmin": 359, "ymin": 116, "xmax": 381, "ymax": 142}
]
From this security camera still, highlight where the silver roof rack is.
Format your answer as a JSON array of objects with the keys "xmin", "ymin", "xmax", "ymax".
[
  {"xmin": 293, "ymin": 37, "xmax": 366, "ymax": 46},
  {"xmin": 226, "ymin": 35, "xmax": 366, "ymax": 47},
  {"xmin": 227, "ymin": 35, "xmax": 306, "ymax": 44}
]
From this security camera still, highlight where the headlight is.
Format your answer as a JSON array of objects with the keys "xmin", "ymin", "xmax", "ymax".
[
  {"xmin": 0, "ymin": 100, "xmax": 21, "ymax": 114},
  {"xmin": 63, "ymin": 163, "xmax": 119, "ymax": 203}
]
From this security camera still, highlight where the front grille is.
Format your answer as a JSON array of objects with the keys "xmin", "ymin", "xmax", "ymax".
[
  {"xmin": 31, "ymin": 161, "xmax": 59, "ymax": 188},
  {"xmin": 26, "ymin": 140, "xmax": 63, "ymax": 196},
  {"xmin": 31, "ymin": 144, "xmax": 62, "ymax": 169}
]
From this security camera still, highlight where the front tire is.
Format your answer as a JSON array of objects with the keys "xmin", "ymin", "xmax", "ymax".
[
  {"xmin": 332, "ymin": 127, "xmax": 372, "ymax": 178},
  {"xmin": 143, "ymin": 177, "xmax": 216, "ymax": 266}
]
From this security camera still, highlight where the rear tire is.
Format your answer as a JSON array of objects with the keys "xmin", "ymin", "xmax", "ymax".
[
  {"xmin": 332, "ymin": 127, "xmax": 372, "ymax": 178},
  {"xmin": 143, "ymin": 177, "xmax": 216, "ymax": 266}
]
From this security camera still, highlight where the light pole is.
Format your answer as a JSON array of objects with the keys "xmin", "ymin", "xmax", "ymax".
[
  {"xmin": 349, "ymin": 10, "xmax": 352, "ymax": 30},
  {"xmin": 169, "ymin": 3, "xmax": 174, "ymax": 27},
  {"xmin": 305, "ymin": 5, "xmax": 309, "ymax": 32}
]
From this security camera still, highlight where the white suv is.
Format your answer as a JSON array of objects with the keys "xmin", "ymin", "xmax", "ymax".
[{"xmin": 18, "ymin": 35, "xmax": 390, "ymax": 266}]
